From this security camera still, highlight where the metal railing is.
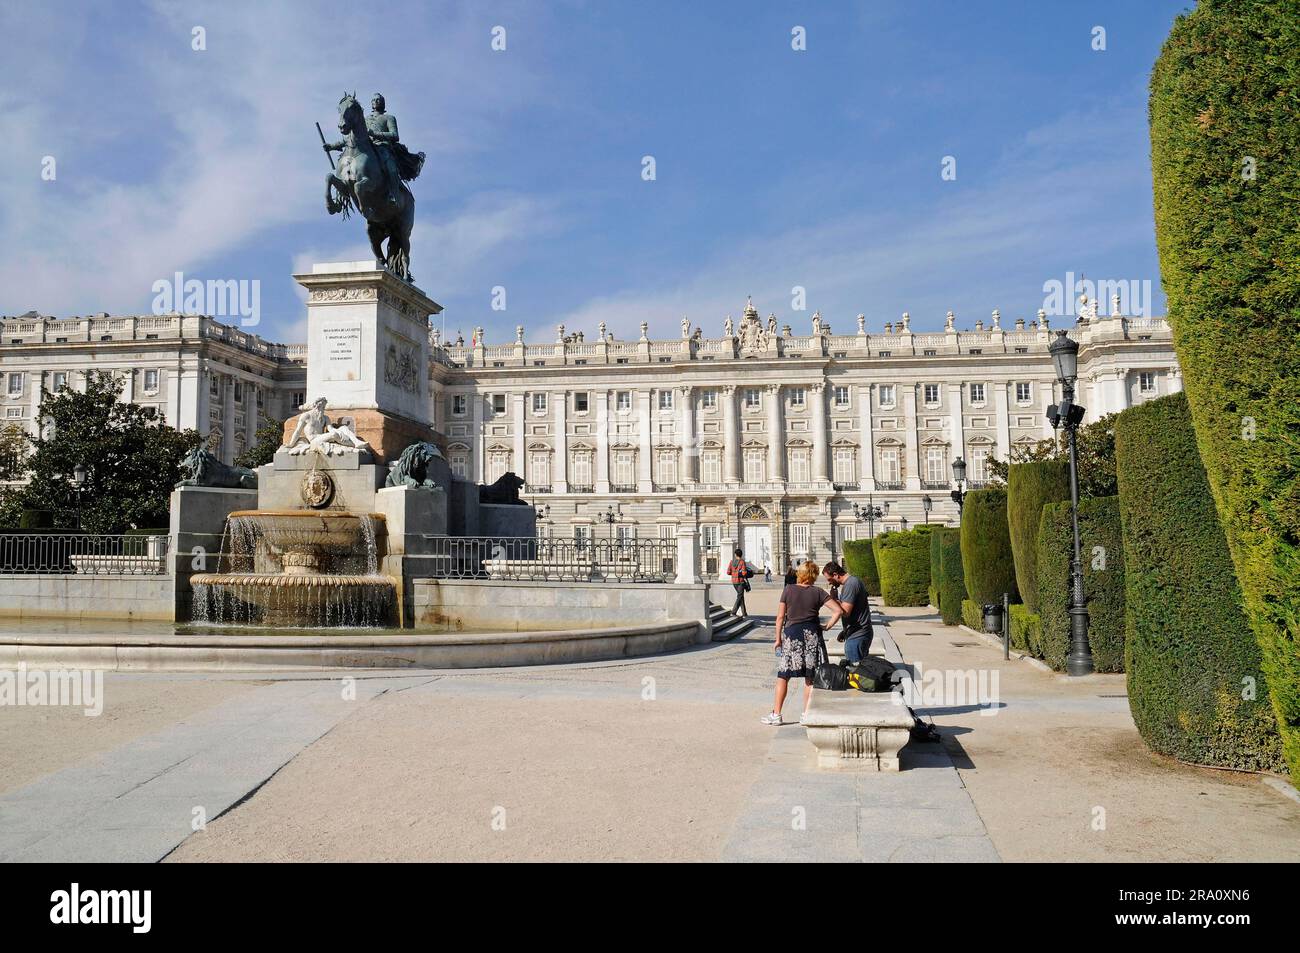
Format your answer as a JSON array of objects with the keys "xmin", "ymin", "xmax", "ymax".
[
  {"xmin": 420, "ymin": 535, "xmax": 676, "ymax": 582},
  {"xmin": 0, "ymin": 533, "xmax": 171, "ymax": 574}
]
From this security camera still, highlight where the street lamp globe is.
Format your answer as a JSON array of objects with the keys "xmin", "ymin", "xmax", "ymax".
[
  {"xmin": 951, "ymin": 457, "xmax": 966, "ymax": 485},
  {"xmin": 72, "ymin": 463, "xmax": 87, "ymax": 485},
  {"xmin": 1049, "ymin": 329, "xmax": 1079, "ymax": 383}
]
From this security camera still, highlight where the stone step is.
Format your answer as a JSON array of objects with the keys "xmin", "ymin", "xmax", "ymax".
[{"xmin": 710, "ymin": 610, "xmax": 755, "ymax": 642}]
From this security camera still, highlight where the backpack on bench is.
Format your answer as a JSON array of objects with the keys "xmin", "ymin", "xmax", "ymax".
[{"xmin": 844, "ymin": 656, "xmax": 896, "ymax": 693}]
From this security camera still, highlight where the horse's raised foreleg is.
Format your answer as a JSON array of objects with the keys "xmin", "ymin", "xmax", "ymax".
[{"xmin": 325, "ymin": 172, "xmax": 352, "ymax": 218}]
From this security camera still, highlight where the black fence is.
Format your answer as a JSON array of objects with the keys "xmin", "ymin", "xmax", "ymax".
[
  {"xmin": 421, "ymin": 535, "xmax": 676, "ymax": 582},
  {"xmin": 0, "ymin": 533, "xmax": 170, "ymax": 574}
]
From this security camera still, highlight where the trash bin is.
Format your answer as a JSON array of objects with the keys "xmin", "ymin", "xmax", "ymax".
[{"xmin": 982, "ymin": 602, "xmax": 1004, "ymax": 635}]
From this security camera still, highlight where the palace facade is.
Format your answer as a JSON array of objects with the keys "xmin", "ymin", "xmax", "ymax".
[{"xmin": 2, "ymin": 299, "xmax": 1180, "ymax": 575}]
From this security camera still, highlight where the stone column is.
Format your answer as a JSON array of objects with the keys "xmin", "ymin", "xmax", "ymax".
[
  {"xmin": 472, "ymin": 391, "xmax": 485, "ymax": 482},
  {"xmin": 859, "ymin": 383, "xmax": 874, "ymax": 489},
  {"xmin": 1113, "ymin": 368, "xmax": 1130, "ymax": 411},
  {"xmin": 554, "ymin": 389, "xmax": 568, "ymax": 492},
  {"xmin": 679, "ymin": 385, "xmax": 696, "ymax": 484},
  {"xmin": 596, "ymin": 391, "xmax": 610, "ymax": 492},
  {"xmin": 766, "ymin": 383, "xmax": 784, "ymax": 484},
  {"xmin": 29, "ymin": 371, "xmax": 43, "ymax": 430},
  {"xmin": 512, "ymin": 391, "xmax": 526, "ymax": 480},
  {"xmin": 222, "ymin": 372, "xmax": 235, "ymax": 464},
  {"xmin": 949, "ymin": 382, "xmax": 966, "ymax": 469},
  {"xmin": 722, "ymin": 384, "xmax": 739, "ymax": 484},
  {"xmin": 903, "ymin": 384, "xmax": 920, "ymax": 490},
  {"xmin": 811, "ymin": 381, "xmax": 829, "ymax": 484},
  {"xmin": 675, "ymin": 532, "xmax": 702, "ymax": 584},
  {"xmin": 637, "ymin": 390, "xmax": 653, "ymax": 492},
  {"xmin": 994, "ymin": 382, "xmax": 1011, "ymax": 464},
  {"xmin": 1039, "ymin": 381, "xmax": 1055, "ymax": 438}
]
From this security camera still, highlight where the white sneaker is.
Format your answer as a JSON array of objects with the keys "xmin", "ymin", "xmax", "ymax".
[{"xmin": 760, "ymin": 712, "xmax": 782, "ymax": 726}]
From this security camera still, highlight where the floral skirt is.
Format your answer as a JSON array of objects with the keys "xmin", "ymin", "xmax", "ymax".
[{"xmin": 778, "ymin": 621, "xmax": 827, "ymax": 680}]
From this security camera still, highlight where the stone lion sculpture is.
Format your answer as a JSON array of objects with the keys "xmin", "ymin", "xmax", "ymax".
[
  {"xmin": 385, "ymin": 441, "xmax": 445, "ymax": 489},
  {"xmin": 176, "ymin": 446, "xmax": 258, "ymax": 489},
  {"xmin": 479, "ymin": 472, "xmax": 526, "ymax": 505}
]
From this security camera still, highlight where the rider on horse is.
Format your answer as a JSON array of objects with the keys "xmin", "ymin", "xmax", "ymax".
[{"xmin": 323, "ymin": 93, "xmax": 424, "ymax": 207}]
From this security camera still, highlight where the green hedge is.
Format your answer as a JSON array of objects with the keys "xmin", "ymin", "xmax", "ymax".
[
  {"xmin": 1116, "ymin": 394, "xmax": 1284, "ymax": 773},
  {"xmin": 841, "ymin": 539, "xmax": 880, "ymax": 596},
  {"xmin": 937, "ymin": 527, "xmax": 967, "ymax": 625},
  {"xmin": 959, "ymin": 488, "xmax": 1020, "ymax": 606},
  {"xmin": 928, "ymin": 529, "xmax": 942, "ymax": 607},
  {"xmin": 873, "ymin": 527, "xmax": 933, "ymax": 607},
  {"xmin": 1007, "ymin": 460, "xmax": 1070, "ymax": 614},
  {"xmin": 1036, "ymin": 496, "xmax": 1126, "ymax": 673},
  {"xmin": 1008, "ymin": 604, "xmax": 1041, "ymax": 656},
  {"xmin": 1151, "ymin": 0, "xmax": 1300, "ymax": 784},
  {"xmin": 961, "ymin": 599, "xmax": 982, "ymax": 631}
]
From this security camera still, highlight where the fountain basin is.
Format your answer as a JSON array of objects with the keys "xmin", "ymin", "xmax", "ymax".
[{"xmin": 190, "ymin": 573, "xmax": 396, "ymax": 628}]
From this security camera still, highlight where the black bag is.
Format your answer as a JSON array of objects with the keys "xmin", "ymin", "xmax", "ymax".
[
  {"xmin": 813, "ymin": 663, "xmax": 848, "ymax": 691},
  {"xmin": 844, "ymin": 656, "xmax": 896, "ymax": 693}
]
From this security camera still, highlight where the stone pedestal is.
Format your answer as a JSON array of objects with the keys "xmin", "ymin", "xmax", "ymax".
[
  {"xmin": 676, "ymin": 533, "xmax": 702, "ymax": 584},
  {"xmin": 169, "ymin": 484, "xmax": 259, "ymax": 619},
  {"xmin": 257, "ymin": 450, "xmax": 388, "ymax": 515},
  {"xmin": 290, "ymin": 261, "xmax": 443, "ymax": 463}
]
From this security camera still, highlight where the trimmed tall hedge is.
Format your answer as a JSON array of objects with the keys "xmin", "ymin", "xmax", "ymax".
[
  {"xmin": 873, "ymin": 527, "xmax": 933, "ymax": 607},
  {"xmin": 937, "ymin": 527, "xmax": 966, "ymax": 625},
  {"xmin": 1151, "ymin": 0, "xmax": 1300, "ymax": 783},
  {"xmin": 961, "ymin": 599, "xmax": 982, "ymax": 631},
  {"xmin": 841, "ymin": 538, "xmax": 880, "ymax": 596},
  {"xmin": 1008, "ymin": 604, "xmax": 1041, "ymax": 656},
  {"xmin": 959, "ymin": 488, "xmax": 1020, "ymax": 606},
  {"xmin": 1116, "ymin": 394, "xmax": 1284, "ymax": 773},
  {"xmin": 1007, "ymin": 460, "xmax": 1070, "ymax": 614},
  {"xmin": 1036, "ymin": 496, "xmax": 1126, "ymax": 673},
  {"xmin": 928, "ymin": 528, "xmax": 942, "ymax": 607}
]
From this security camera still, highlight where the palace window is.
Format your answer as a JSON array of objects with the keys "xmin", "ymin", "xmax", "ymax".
[
  {"xmin": 833, "ymin": 447, "xmax": 856, "ymax": 485},
  {"xmin": 449, "ymin": 451, "xmax": 469, "ymax": 480},
  {"xmin": 701, "ymin": 524, "xmax": 720, "ymax": 551},
  {"xmin": 923, "ymin": 383, "xmax": 940, "ymax": 405},
  {"xmin": 657, "ymin": 450, "xmax": 678, "ymax": 486},
  {"xmin": 612, "ymin": 449, "xmax": 636, "ymax": 488},
  {"xmin": 925, "ymin": 446, "xmax": 948, "ymax": 484},
  {"xmin": 701, "ymin": 390, "xmax": 717, "ymax": 411},
  {"xmin": 532, "ymin": 393, "xmax": 548, "ymax": 414},
  {"xmin": 744, "ymin": 388, "xmax": 761, "ymax": 410},
  {"xmin": 6, "ymin": 373, "xmax": 22, "ymax": 397},
  {"xmin": 788, "ymin": 447, "xmax": 810, "ymax": 484},
  {"xmin": 52, "ymin": 372, "xmax": 67, "ymax": 392},
  {"xmin": 452, "ymin": 394, "xmax": 467, "ymax": 416},
  {"xmin": 743, "ymin": 448, "xmax": 766, "ymax": 484},
  {"xmin": 144, "ymin": 369, "xmax": 160, "ymax": 394},
  {"xmin": 878, "ymin": 384, "xmax": 895, "ymax": 408},
  {"xmin": 1015, "ymin": 382, "xmax": 1032, "ymax": 403},
  {"xmin": 528, "ymin": 450, "xmax": 551, "ymax": 489},
  {"xmin": 970, "ymin": 447, "xmax": 990, "ymax": 483},
  {"xmin": 878, "ymin": 447, "xmax": 901, "ymax": 484},
  {"xmin": 791, "ymin": 524, "xmax": 810, "ymax": 556},
  {"xmin": 789, "ymin": 388, "xmax": 806, "ymax": 408},
  {"xmin": 5, "ymin": 407, "xmax": 21, "ymax": 419},
  {"xmin": 969, "ymin": 383, "xmax": 985, "ymax": 404},
  {"xmin": 570, "ymin": 451, "xmax": 592, "ymax": 488},
  {"xmin": 233, "ymin": 382, "xmax": 243, "ymax": 404},
  {"xmin": 923, "ymin": 349, "xmax": 937, "ymax": 357},
  {"xmin": 701, "ymin": 449, "xmax": 722, "ymax": 484},
  {"xmin": 492, "ymin": 394, "xmax": 507, "ymax": 416},
  {"xmin": 487, "ymin": 450, "xmax": 511, "ymax": 484},
  {"xmin": 658, "ymin": 390, "xmax": 674, "ymax": 411},
  {"xmin": 833, "ymin": 385, "xmax": 850, "ymax": 408},
  {"xmin": 616, "ymin": 391, "xmax": 632, "ymax": 413},
  {"xmin": 1139, "ymin": 372, "xmax": 1156, "ymax": 394},
  {"xmin": 573, "ymin": 392, "xmax": 589, "ymax": 413},
  {"xmin": 969, "ymin": 348, "xmax": 983, "ymax": 355},
  {"xmin": 573, "ymin": 525, "xmax": 591, "ymax": 547}
]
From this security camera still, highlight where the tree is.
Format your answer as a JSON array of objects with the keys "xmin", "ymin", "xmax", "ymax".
[
  {"xmin": 234, "ymin": 414, "xmax": 283, "ymax": 470},
  {"xmin": 985, "ymin": 412, "xmax": 1119, "ymax": 499},
  {"xmin": 0, "ymin": 372, "xmax": 199, "ymax": 532}
]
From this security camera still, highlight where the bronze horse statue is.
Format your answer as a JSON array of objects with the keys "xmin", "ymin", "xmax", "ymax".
[{"xmin": 324, "ymin": 93, "xmax": 417, "ymax": 281}]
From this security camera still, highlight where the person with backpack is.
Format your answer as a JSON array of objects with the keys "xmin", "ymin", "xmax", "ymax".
[
  {"xmin": 726, "ymin": 547, "xmax": 754, "ymax": 617},
  {"xmin": 762, "ymin": 560, "xmax": 846, "ymax": 725},
  {"xmin": 821, "ymin": 561, "xmax": 874, "ymax": 662}
]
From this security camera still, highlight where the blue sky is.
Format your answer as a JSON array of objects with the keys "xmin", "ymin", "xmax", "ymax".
[{"xmin": 0, "ymin": 0, "xmax": 1191, "ymax": 344}]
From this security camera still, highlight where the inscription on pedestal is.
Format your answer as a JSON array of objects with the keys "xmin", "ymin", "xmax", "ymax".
[{"xmin": 321, "ymin": 324, "xmax": 362, "ymax": 382}]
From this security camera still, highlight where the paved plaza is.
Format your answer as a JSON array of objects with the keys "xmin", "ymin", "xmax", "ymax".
[{"xmin": 1, "ymin": 590, "xmax": 1297, "ymax": 862}]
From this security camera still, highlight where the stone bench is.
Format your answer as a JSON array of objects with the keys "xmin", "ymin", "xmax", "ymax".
[{"xmin": 801, "ymin": 688, "xmax": 914, "ymax": 771}]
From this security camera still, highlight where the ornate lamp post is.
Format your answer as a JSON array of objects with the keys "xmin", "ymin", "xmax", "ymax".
[
  {"xmin": 950, "ymin": 457, "xmax": 967, "ymax": 522},
  {"xmin": 852, "ymin": 499, "xmax": 884, "ymax": 539},
  {"xmin": 921, "ymin": 494, "xmax": 932, "ymax": 524},
  {"xmin": 900, "ymin": 515, "xmax": 909, "ymax": 532},
  {"xmin": 72, "ymin": 462, "xmax": 88, "ymax": 530},
  {"xmin": 1047, "ymin": 330, "xmax": 1093, "ymax": 676}
]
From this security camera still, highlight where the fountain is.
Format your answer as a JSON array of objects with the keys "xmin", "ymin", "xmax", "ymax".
[{"xmin": 190, "ymin": 510, "xmax": 396, "ymax": 627}]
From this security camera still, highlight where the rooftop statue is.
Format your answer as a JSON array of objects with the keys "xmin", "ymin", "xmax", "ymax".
[{"xmin": 320, "ymin": 92, "xmax": 425, "ymax": 282}]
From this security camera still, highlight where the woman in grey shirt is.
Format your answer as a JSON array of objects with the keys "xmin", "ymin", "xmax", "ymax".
[{"xmin": 762, "ymin": 560, "xmax": 845, "ymax": 725}]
